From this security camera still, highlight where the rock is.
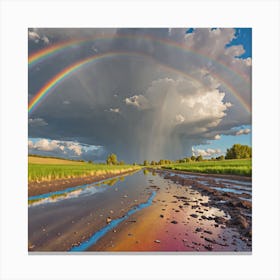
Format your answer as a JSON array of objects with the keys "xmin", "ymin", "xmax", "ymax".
[
  {"xmin": 190, "ymin": 214, "xmax": 198, "ymax": 218},
  {"xmin": 201, "ymin": 215, "xmax": 207, "ymax": 219},
  {"xmin": 110, "ymin": 210, "xmax": 114, "ymax": 214},
  {"xmin": 204, "ymin": 244, "xmax": 213, "ymax": 251},
  {"xmin": 171, "ymin": 220, "xmax": 178, "ymax": 224},
  {"xmin": 231, "ymin": 215, "xmax": 249, "ymax": 229},
  {"xmin": 175, "ymin": 210, "xmax": 180, "ymax": 212},
  {"xmin": 128, "ymin": 233, "xmax": 133, "ymax": 236},
  {"xmin": 204, "ymin": 237, "xmax": 214, "ymax": 243},
  {"xmin": 154, "ymin": 240, "xmax": 161, "ymax": 243},
  {"xmin": 123, "ymin": 195, "xmax": 128, "ymax": 198},
  {"xmin": 204, "ymin": 230, "xmax": 213, "ymax": 235},
  {"xmin": 106, "ymin": 217, "xmax": 112, "ymax": 223},
  {"xmin": 160, "ymin": 214, "xmax": 164, "ymax": 218},
  {"xmin": 195, "ymin": 227, "xmax": 203, "ymax": 232},
  {"xmin": 214, "ymin": 216, "xmax": 227, "ymax": 224}
]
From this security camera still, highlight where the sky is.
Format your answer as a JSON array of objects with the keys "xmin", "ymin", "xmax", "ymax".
[{"xmin": 28, "ymin": 28, "xmax": 252, "ymax": 163}]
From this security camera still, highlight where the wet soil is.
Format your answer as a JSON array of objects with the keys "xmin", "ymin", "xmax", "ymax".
[{"xmin": 28, "ymin": 170, "xmax": 252, "ymax": 252}]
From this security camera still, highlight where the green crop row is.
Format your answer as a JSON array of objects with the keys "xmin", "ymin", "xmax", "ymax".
[
  {"xmin": 28, "ymin": 163, "xmax": 140, "ymax": 182},
  {"xmin": 162, "ymin": 159, "xmax": 252, "ymax": 176}
]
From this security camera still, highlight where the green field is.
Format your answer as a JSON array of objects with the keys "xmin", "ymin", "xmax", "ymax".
[
  {"xmin": 28, "ymin": 156, "xmax": 140, "ymax": 182},
  {"xmin": 162, "ymin": 159, "xmax": 252, "ymax": 176}
]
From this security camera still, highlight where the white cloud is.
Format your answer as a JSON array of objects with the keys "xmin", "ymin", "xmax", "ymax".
[
  {"xmin": 29, "ymin": 139, "xmax": 82, "ymax": 156},
  {"xmin": 28, "ymin": 31, "xmax": 40, "ymax": 43},
  {"xmin": 42, "ymin": 35, "xmax": 49, "ymax": 44},
  {"xmin": 66, "ymin": 143, "xmax": 82, "ymax": 156},
  {"xmin": 28, "ymin": 118, "xmax": 48, "ymax": 127},
  {"xmin": 124, "ymin": 94, "xmax": 150, "ymax": 110},
  {"xmin": 109, "ymin": 108, "xmax": 120, "ymax": 113},
  {"xmin": 236, "ymin": 128, "xmax": 251, "ymax": 135},
  {"xmin": 214, "ymin": 134, "xmax": 221, "ymax": 140},
  {"xmin": 192, "ymin": 148, "xmax": 222, "ymax": 157},
  {"xmin": 31, "ymin": 139, "xmax": 61, "ymax": 152},
  {"xmin": 175, "ymin": 114, "xmax": 185, "ymax": 124},
  {"xmin": 28, "ymin": 30, "xmax": 49, "ymax": 44}
]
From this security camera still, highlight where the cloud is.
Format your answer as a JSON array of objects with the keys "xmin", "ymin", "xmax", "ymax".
[
  {"xmin": 124, "ymin": 95, "xmax": 150, "ymax": 110},
  {"xmin": 236, "ymin": 128, "xmax": 251, "ymax": 135},
  {"xmin": 192, "ymin": 148, "xmax": 222, "ymax": 157},
  {"xmin": 175, "ymin": 114, "xmax": 185, "ymax": 124},
  {"xmin": 109, "ymin": 108, "xmax": 120, "ymax": 113},
  {"xmin": 28, "ymin": 118, "xmax": 48, "ymax": 127},
  {"xmin": 28, "ymin": 138, "xmax": 105, "ymax": 160},
  {"xmin": 28, "ymin": 31, "xmax": 40, "ymax": 43},
  {"xmin": 28, "ymin": 30, "xmax": 50, "ymax": 44},
  {"xmin": 214, "ymin": 134, "xmax": 221, "ymax": 140},
  {"xmin": 65, "ymin": 142, "xmax": 82, "ymax": 156},
  {"xmin": 29, "ymin": 139, "xmax": 62, "ymax": 152}
]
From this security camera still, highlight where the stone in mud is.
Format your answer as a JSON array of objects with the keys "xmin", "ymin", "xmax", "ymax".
[
  {"xmin": 160, "ymin": 214, "xmax": 164, "ymax": 218},
  {"xmin": 204, "ymin": 244, "xmax": 213, "ymax": 251},
  {"xmin": 230, "ymin": 215, "xmax": 249, "ymax": 229},
  {"xmin": 190, "ymin": 214, "xmax": 198, "ymax": 218},
  {"xmin": 214, "ymin": 216, "xmax": 227, "ymax": 224},
  {"xmin": 171, "ymin": 220, "xmax": 178, "ymax": 224},
  {"xmin": 195, "ymin": 227, "xmax": 203, "ymax": 232},
  {"xmin": 106, "ymin": 217, "xmax": 112, "ymax": 224},
  {"xmin": 204, "ymin": 237, "xmax": 215, "ymax": 243},
  {"xmin": 154, "ymin": 240, "xmax": 161, "ymax": 243},
  {"xmin": 204, "ymin": 230, "xmax": 213, "ymax": 235}
]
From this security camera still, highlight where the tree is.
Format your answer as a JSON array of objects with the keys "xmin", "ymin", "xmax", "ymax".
[
  {"xmin": 225, "ymin": 144, "xmax": 252, "ymax": 159},
  {"xmin": 216, "ymin": 155, "xmax": 225, "ymax": 161},
  {"xmin": 190, "ymin": 155, "xmax": 196, "ymax": 161},
  {"xmin": 184, "ymin": 157, "xmax": 191, "ymax": 163},
  {"xmin": 119, "ymin": 160, "xmax": 125, "ymax": 165},
  {"xmin": 143, "ymin": 160, "xmax": 149, "ymax": 166},
  {"xmin": 196, "ymin": 155, "xmax": 203, "ymax": 161},
  {"xmin": 106, "ymin": 153, "xmax": 118, "ymax": 165}
]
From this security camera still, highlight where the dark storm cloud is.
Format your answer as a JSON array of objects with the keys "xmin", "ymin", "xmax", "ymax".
[{"xmin": 28, "ymin": 28, "xmax": 251, "ymax": 162}]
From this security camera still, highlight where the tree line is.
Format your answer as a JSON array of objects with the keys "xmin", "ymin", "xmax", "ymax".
[{"xmin": 87, "ymin": 143, "xmax": 252, "ymax": 166}]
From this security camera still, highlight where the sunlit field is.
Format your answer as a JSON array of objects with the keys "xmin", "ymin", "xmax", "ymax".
[
  {"xmin": 28, "ymin": 156, "xmax": 139, "ymax": 182},
  {"xmin": 162, "ymin": 159, "xmax": 252, "ymax": 176}
]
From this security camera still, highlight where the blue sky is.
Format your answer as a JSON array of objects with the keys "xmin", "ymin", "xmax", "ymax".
[{"xmin": 227, "ymin": 28, "xmax": 252, "ymax": 58}]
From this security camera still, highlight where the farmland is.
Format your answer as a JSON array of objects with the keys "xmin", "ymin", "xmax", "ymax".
[
  {"xmin": 162, "ymin": 159, "xmax": 252, "ymax": 176},
  {"xmin": 28, "ymin": 156, "xmax": 140, "ymax": 182}
]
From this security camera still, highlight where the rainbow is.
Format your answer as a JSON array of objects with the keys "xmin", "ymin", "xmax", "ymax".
[
  {"xmin": 28, "ymin": 33, "xmax": 250, "ymax": 85},
  {"xmin": 28, "ymin": 51, "xmax": 251, "ymax": 114},
  {"xmin": 28, "ymin": 51, "xmax": 202, "ymax": 114}
]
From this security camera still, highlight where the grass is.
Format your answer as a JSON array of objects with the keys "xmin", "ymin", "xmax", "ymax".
[
  {"xmin": 28, "ymin": 156, "xmax": 140, "ymax": 182},
  {"xmin": 162, "ymin": 159, "xmax": 252, "ymax": 177}
]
